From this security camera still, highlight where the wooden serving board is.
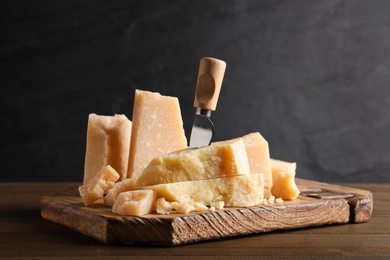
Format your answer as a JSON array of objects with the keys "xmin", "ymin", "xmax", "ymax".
[{"xmin": 41, "ymin": 178, "xmax": 373, "ymax": 246}]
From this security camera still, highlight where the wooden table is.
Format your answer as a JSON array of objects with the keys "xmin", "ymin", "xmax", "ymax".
[{"xmin": 1, "ymin": 182, "xmax": 389, "ymax": 259}]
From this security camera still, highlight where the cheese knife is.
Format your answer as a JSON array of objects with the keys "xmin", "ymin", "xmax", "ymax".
[{"xmin": 189, "ymin": 57, "xmax": 226, "ymax": 147}]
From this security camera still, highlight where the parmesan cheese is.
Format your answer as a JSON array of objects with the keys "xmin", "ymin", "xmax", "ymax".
[
  {"xmin": 127, "ymin": 90, "xmax": 187, "ymax": 180},
  {"xmin": 79, "ymin": 165, "xmax": 120, "ymax": 206},
  {"xmin": 144, "ymin": 173, "xmax": 264, "ymax": 207},
  {"xmin": 270, "ymin": 158, "xmax": 297, "ymax": 181},
  {"xmin": 83, "ymin": 113, "xmax": 131, "ymax": 183},
  {"xmin": 135, "ymin": 138, "xmax": 250, "ymax": 187},
  {"xmin": 242, "ymin": 132, "xmax": 273, "ymax": 188},
  {"xmin": 271, "ymin": 171, "xmax": 300, "ymax": 200},
  {"xmin": 112, "ymin": 189, "xmax": 156, "ymax": 216},
  {"xmin": 211, "ymin": 132, "xmax": 272, "ymax": 188},
  {"xmin": 103, "ymin": 178, "xmax": 137, "ymax": 206}
]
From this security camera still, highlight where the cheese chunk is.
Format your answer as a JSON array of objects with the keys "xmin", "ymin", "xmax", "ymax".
[
  {"xmin": 242, "ymin": 132, "xmax": 272, "ymax": 188},
  {"xmin": 156, "ymin": 198, "xmax": 173, "ymax": 215},
  {"xmin": 79, "ymin": 165, "xmax": 120, "ymax": 206},
  {"xmin": 211, "ymin": 133, "xmax": 272, "ymax": 188},
  {"xmin": 270, "ymin": 158, "xmax": 297, "ymax": 182},
  {"xmin": 145, "ymin": 174, "xmax": 264, "ymax": 207},
  {"xmin": 112, "ymin": 189, "xmax": 156, "ymax": 216},
  {"xmin": 271, "ymin": 171, "xmax": 300, "ymax": 200},
  {"xmin": 84, "ymin": 113, "xmax": 132, "ymax": 183},
  {"xmin": 103, "ymin": 178, "xmax": 137, "ymax": 206},
  {"xmin": 136, "ymin": 138, "xmax": 250, "ymax": 187},
  {"xmin": 127, "ymin": 90, "xmax": 187, "ymax": 180}
]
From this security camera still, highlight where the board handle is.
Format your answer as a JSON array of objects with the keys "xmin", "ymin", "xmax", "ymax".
[{"xmin": 193, "ymin": 57, "xmax": 226, "ymax": 111}]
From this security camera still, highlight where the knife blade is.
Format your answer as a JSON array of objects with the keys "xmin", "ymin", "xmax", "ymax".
[{"xmin": 189, "ymin": 57, "xmax": 226, "ymax": 147}]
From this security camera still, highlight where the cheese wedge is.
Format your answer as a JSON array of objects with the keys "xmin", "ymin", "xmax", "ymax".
[
  {"xmin": 112, "ymin": 189, "xmax": 156, "ymax": 216},
  {"xmin": 127, "ymin": 90, "xmax": 188, "ymax": 180},
  {"xmin": 135, "ymin": 138, "xmax": 250, "ymax": 187},
  {"xmin": 103, "ymin": 178, "xmax": 137, "ymax": 206},
  {"xmin": 83, "ymin": 113, "xmax": 132, "ymax": 183},
  {"xmin": 241, "ymin": 132, "xmax": 273, "ymax": 188},
  {"xmin": 211, "ymin": 133, "xmax": 272, "ymax": 188},
  {"xmin": 79, "ymin": 165, "xmax": 120, "ymax": 206},
  {"xmin": 270, "ymin": 158, "xmax": 297, "ymax": 182},
  {"xmin": 145, "ymin": 173, "xmax": 264, "ymax": 207}
]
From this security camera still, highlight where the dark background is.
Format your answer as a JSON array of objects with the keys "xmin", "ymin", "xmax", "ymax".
[{"xmin": 2, "ymin": 0, "xmax": 389, "ymax": 183}]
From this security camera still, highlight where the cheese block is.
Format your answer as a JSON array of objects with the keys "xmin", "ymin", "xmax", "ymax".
[
  {"xmin": 211, "ymin": 133, "xmax": 272, "ymax": 188},
  {"xmin": 83, "ymin": 113, "xmax": 132, "ymax": 183},
  {"xmin": 242, "ymin": 132, "xmax": 273, "ymax": 188},
  {"xmin": 135, "ymin": 138, "xmax": 251, "ymax": 187},
  {"xmin": 270, "ymin": 158, "xmax": 297, "ymax": 182},
  {"xmin": 112, "ymin": 190, "xmax": 156, "ymax": 216},
  {"xmin": 269, "ymin": 159, "xmax": 299, "ymax": 200},
  {"xmin": 103, "ymin": 178, "xmax": 136, "ymax": 206},
  {"xmin": 127, "ymin": 90, "xmax": 188, "ymax": 180},
  {"xmin": 79, "ymin": 165, "xmax": 120, "ymax": 206},
  {"xmin": 144, "ymin": 173, "xmax": 264, "ymax": 207},
  {"xmin": 271, "ymin": 171, "xmax": 300, "ymax": 200}
]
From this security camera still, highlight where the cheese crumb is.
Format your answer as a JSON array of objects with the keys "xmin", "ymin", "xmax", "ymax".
[
  {"xmin": 156, "ymin": 198, "xmax": 173, "ymax": 215},
  {"xmin": 193, "ymin": 201, "xmax": 208, "ymax": 211},
  {"xmin": 275, "ymin": 198, "xmax": 284, "ymax": 204},
  {"xmin": 171, "ymin": 201, "xmax": 195, "ymax": 214},
  {"xmin": 264, "ymin": 188, "xmax": 272, "ymax": 200},
  {"xmin": 79, "ymin": 165, "xmax": 120, "ymax": 206},
  {"xmin": 211, "ymin": 201, "xmax": 225, "ymax": 210},
  {"xmin": 268, "ymin": 195, "xmax": 275, "ymax": 204}
]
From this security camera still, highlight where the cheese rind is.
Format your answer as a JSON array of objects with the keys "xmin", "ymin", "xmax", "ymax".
[
  {"xmin": 135, "ymin": 138, "xmax": 250, "ymax": 187},
  {"xmin": 144, "ymin": 174, "xmax": 264, "ymax": 207},
  {"xmin": 112, "ymin": 190, "xmax": 156, "ymax": 216},
  {"xmin": 103, "ymin": 178, "xmax": 137, "ymax": 206},
  {"xmin": 127, "ymin": 90, "xmax": 187, "ymax": 180},
  {"xmin": 84, "ymin": 113, "xmax": 132, "ymax": 183},
  {"xmin": 79, "ymin": 165, "xmax": 120, "ymax": 206}
]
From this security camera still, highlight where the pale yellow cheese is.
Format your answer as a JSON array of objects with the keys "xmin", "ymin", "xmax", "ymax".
[
  {"xmin": 103, "ymin": 178, "xmax": 137, "ymax": 206},
  {"xmin": 127, "ymin": 90, "xmax": 187, "ymax": 180},
  {"xmin": 144, "ymin": 173, "xmax": 264, "ymax": 207},
  {"xmin": 271, "ymin": 171, "xmax": 300, "ymax": 200},
  {"xmin": 79, "ymin": 165, "xmax": 120, "ymax": 206},
  {"xmin": 135, "ymin": 138, "xmax": 250, "ymax": 187},
  {"xmin": 83, "ymin": 113, "xmax": 132, "ymax": 183},
  {"xmin": 242, "ymin": 132, "xmax": 272, "ymax": 188},
  {"xmin": 156, "ymin": 198, "xmax": 216, "ymax": 215},
  {"xmin": 270, "ymin": 159, "xmax": 299, "ymax": 200},
  {"xmin": 270, "ymin": 158, "xmax": 297, "ymax": 182},
  {"xmin": 156, "ymin": 198, "xmax": 173, "ymax": 215},
  {"xmin": 211, "ymin": 133, "xmax": 272, "ymax": 188},
  {"xmin": 170, "ymin": 201, "xmax": 196, "ymax": 214},
  {"xmin": 112, "ymin": 190, "xmax": 156, "ymax": 216}
]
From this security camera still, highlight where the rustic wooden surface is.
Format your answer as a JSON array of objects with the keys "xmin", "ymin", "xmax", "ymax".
[
  {"xmin": 40, "ymin": 178, "xmax": 371, "ymax": 246},
  {"xmin": 1, "ymin": 182, "xmax": 389, "ymax": 258}
]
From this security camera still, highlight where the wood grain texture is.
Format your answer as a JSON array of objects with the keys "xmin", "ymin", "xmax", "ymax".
[{"xmin": 40, "ymin": 179, "xmax": 371, "ymax": 246}]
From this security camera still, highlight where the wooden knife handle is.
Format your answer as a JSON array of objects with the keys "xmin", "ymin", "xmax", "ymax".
[{"xmin": 193, "ymin": 57, "xmax": 226, "ymax": 111}]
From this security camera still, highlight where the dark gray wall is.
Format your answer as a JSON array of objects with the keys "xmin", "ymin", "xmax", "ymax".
[{"xmin": 2, "ymin": 0, "xmax": 389, "ymax": 183}]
